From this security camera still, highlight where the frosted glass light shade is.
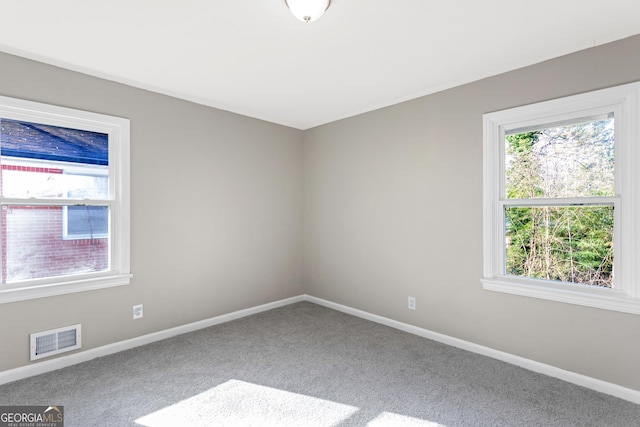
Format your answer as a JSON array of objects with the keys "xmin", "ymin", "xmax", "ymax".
[{"xmin": 285, "ymin": 0, "xmax": 331, "ymax": 23}]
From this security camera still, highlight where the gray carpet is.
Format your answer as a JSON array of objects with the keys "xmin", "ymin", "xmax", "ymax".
[{"xmin": 1, "ymin": 302, "xmax": 639, "ymax": 426}]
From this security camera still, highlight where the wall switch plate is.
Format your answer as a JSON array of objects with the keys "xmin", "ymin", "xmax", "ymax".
[
  {"xmin": 408, "ymin": 296, "xmax": 416, "ymax": 310},
  {"xmin": 133, "ymin": 304, "xmax": 143, "ymax": 319}
]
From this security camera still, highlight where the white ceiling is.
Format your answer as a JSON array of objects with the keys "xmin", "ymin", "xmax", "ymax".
[{"xmin": 0, "ymin": 1, "xmax": 639, "ymax": 130}]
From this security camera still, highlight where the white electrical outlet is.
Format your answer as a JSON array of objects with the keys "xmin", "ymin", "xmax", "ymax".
[
  {"xmin": 408, "ymin": 296, "xmax": 416, "ymax": 310},
  {"xmin": 133, "ymin": 304, "xmax": 143, "ymax": 319}
]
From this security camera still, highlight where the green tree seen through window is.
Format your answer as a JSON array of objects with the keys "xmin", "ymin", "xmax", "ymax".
[{"xmin": 504, "ymin": 118, "xmax": 614, "ymax": 287}]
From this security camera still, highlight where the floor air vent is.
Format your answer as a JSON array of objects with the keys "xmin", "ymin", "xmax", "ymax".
[{"xmin": 30, "ymin": 324, "xmax": 81, "ymax": 361}]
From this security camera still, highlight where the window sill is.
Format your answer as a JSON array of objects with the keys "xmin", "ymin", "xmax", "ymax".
[
  {"xmin": 0, "ymin": 273, "xmax": 132, "ymax": 304},
  {"xmin": 482, "ymin": 277, "xmax": 640, "ymax": 315}
]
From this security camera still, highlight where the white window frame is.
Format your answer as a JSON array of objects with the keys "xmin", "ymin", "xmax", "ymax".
[
  {"xmin": 0, "ymin": 95, "xmax": 131, "ymax": 303},
  {"xmin": 482, "ymin": 82, "xmax": 640, "ymax": 315}
]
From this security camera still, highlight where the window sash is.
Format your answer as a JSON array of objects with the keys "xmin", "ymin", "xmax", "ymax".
[
  {"xmin": 495, "ymin": 200, "xmax": 619, "ymax": 277},
  {"xmin": 500, "ymin": 197, "xmax": 617, "ymax": 207}
]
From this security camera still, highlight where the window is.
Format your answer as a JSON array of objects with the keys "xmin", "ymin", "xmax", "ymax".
[
  {"xmin": 0, "ymin": 96, "xmax": 130, "ymax": 303},
  {"xmin": 63, "ymin": 170, "xmax": 109, "ymax": 240},
  {"xmin": 482, "ymin": 82, "xmax": 640, "ymax": 314},
  {"xmin": 64, "ymin": 206, "xmax": 109, "ymax": 240}
]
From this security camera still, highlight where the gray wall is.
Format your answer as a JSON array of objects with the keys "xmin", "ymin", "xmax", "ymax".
[
  {"xmin": 304, "ymin": 35, "xmax": 640, "ymax": 392},
  {"xmin": 0, "ymin": 52, "xmax": 304, "ymax": 372}
]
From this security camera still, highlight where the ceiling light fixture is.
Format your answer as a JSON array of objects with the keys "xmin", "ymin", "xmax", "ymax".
[{"xmin": 285, "ymin": 0, "xmax": 332, "ymax": 23}]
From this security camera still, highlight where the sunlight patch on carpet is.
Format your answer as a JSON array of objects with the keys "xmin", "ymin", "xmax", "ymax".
[
  {"xmin": 367, "ymin": 411, "xmax": 446, "ymax": 426},
  {"xmin": 135, "ymin": 379, "xmax": 359, "ymax": 427}
]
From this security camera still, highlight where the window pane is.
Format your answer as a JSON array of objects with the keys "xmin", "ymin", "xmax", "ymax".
[
  {"xmin": 66, "ymin": 205, "xmax": 109, "ymax": 238},
  {"xmin": 1, "ymin": 166, "xmax": 108, "ymax": 199},
  {"xmin": 505, "ymin": 116, "xmax": 614, "ymax": 199},
  {"xmin": 0, "ymin": 119, "xmax": 108, "ymax": 164},
  {"xmin": 505, "ymin": 206, "xmax": 613, "ymax": 287},
  {"xmin": 2, "ymin": 205, "xmax": 109, "ymax": 283},
  {"xmin": 1, "ymin": 119, "xmax": 108, "ymax": 199}
]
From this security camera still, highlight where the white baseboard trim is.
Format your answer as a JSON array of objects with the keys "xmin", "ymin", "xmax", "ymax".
[
  {"xmin": 305, "ymin": 295, "xmax": 640, "ymax": 405},
  {"xmin": 2, "ymin": 293, "xmax": 639, "ymax": 405},
  {"xmin": 0, "ymin": 295, "xmax": 305, "ymax": 386}
]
